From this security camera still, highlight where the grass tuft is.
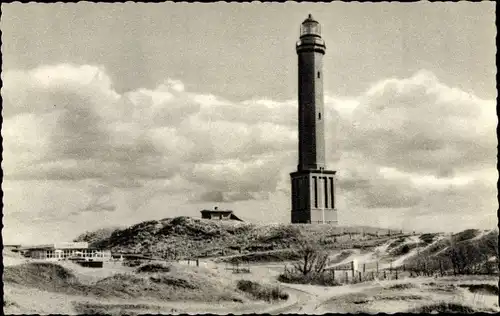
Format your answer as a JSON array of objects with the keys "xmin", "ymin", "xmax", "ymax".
[{"xmin": 236, "ymin": 280, "xmax": 289, "ymax": 302}]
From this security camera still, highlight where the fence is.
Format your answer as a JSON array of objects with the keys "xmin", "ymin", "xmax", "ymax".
[
  {"xmin": 315, "ymin": 260, "xmax": 410, "ymax": 283},
  {"xmin": 177, "ymin": 258, "xmax": 201, "ymax": 267},
  {"xmin": 225, "ymin": 261, "xmax": 251, "ymax": 274}
]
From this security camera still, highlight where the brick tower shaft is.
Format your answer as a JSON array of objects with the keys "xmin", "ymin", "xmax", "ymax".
[{"xmin": 291, "ymin": 14, "xmax": 338, "ymax": 225}]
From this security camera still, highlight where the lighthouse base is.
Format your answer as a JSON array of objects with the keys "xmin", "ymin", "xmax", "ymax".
[{"xmin": 290, "ymin": 169, "xmax": 338, "ymax": 224}]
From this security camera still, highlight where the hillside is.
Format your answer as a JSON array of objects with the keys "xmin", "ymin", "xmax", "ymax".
[
  {"xmin": 403, "ymin": 229, "xmax": 499, "ymax": 275},
  {"xmin": 73, "ymin": 216, "xmax": 498, "ymax": 276},
  {"xmin": 74, "ymin": 216, "xmax": 402, "ymax": 259}
]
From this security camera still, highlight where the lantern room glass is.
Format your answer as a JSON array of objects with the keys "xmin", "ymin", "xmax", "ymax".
[{"xmin": 300, "ymin": 21, "xmax": 321, "ymax": 37}]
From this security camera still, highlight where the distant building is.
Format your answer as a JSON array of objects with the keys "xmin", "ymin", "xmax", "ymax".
[
  {"xmin": 200, "ymin": 206, "xmax": 243, "ymax": 221},
  {"xmin": 20, "ymin": 241, "xmax": 111, "ymax": 261}
]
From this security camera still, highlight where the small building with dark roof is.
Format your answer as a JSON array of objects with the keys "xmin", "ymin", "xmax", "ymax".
[{"xmin": 200, "ymin": 206, "xmax": 243, "ymax": 221}]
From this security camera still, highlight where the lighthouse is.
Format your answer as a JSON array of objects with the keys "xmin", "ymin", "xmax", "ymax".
[{"xmin": 290, "ymin": 14, "xmax": 337, "ymax": 224}]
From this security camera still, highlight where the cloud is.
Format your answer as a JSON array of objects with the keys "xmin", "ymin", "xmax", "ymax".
[
  {"xmin": 1, "ymin": 64, "xmax": 497, "ymax": 239},
  {"xmin": 194, "ymin": 190, "xmax": 270, "ymax": 203},
  {"xmin": 2, "ymin": 64, "xmax": 298, "ymax": 206},
  {"xmin": 339, "ymin": 70, "xmax": 497, "ymax": 177}
]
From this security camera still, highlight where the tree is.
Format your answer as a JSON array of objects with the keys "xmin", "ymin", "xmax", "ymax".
[{"xmin": 292, "ymin": 239, "xmax": 329, "ymax": 276}]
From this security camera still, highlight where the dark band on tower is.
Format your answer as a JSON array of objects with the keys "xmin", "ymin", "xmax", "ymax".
[{"xmin": 290, "ymin": 14, "xmax": 338, "ymax": 224}]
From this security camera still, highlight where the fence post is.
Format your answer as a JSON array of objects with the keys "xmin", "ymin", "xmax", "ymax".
[
  {"xmin": 345, "ymin": 271, "xmax": 348, "ymax": 283},
  {"xmin": 395, "ymin": 269, "xmax": 398, "ymax": 280},
  {"xmin": 372, "ymin": 271, "xmax": 374, "ymax": 280},
  {"xmin": 351, "ymin": 261, "xmax": 355, "ymax": 278},
  {"xmin": 363, "ymin": 264, "xmax": 366, "ymax": 273},
  {"xmin": 359, "ymin": 271, "xmax": 362, "ymax": 282},
  {"xmin": 384, "ymin": 270, "xmax": 386, "ymax": 279},
  {"xmin": 332, "ymin": 269, "xmax": 335, "ymax": 280},
  {"xmin": 196, "ymin": 258, "xmax": 199, "ymax": 267}
]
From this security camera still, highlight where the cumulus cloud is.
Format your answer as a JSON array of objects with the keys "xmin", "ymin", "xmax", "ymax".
[
  {"xmin": 2, "ymin": 64, "xmax": 296, "ymax": 204},
  {"xmin": 339, "ymin": 70, "xmax": 497, "ymax": 177},
  {"xmin": 1, "ymin": 64, "xmax": 497, "ymax": 236}
]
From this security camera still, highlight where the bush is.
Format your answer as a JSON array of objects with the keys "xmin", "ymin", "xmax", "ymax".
[
  {"xmin": 390, "ymin": 243, "xmax": 419, "ymax": 256},
  {"xmin": 278, "ymin": 270, "xmax": 341, "ymax": 287},
  {"xmin": 135, "ymin": 263, "xmax": 171, "ymax": 273},
  {"xmin": 387, "ymin": 283, "xmax": 415, "ymax": 290},
  {"xmin": 237, "ymin": 280, "xmax": 288, "ymax": 302},
  {"xmin": 453, "ymin": 229, "xmax": 480, "ymax": 243},
  {"xmin": 123, "ymin": 259, "xmax": 143, "ymax": 267},
  {"xmin": 224, "ymin": 250, "xmax": 301, "ymax": 264},
  {"xmin": 458, "ymin": 283, "xmax": 499, "ymax": 295},
  {"xmin": 419, "ymin": 233, "xmax": 438, "ymax": 245},
  {"xmin": 409, "ymin": 302, "xmax": 496, "ymax": 313},
  {"xmin": 388, "ymin": 238, "xmax": 406, "ymax": 249}
]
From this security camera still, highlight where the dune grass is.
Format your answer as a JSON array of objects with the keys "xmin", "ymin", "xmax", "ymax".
[
  {"xmin": 236, "ymin": 280, "xmax": 289, "ymax": 302},
  {"xmin": 3, "ymin": 262, "xmax": 245, "ymax": 303}
]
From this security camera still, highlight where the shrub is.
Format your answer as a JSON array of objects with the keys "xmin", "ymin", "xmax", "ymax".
[
  {"xmin": 387, "ymin": 283, "xmax": 415, "ymax": 290},
  {"xmin": 388, "ymin": 238, "xmax": 406, "ymax": 249},
  {"xmin": 278, "ymin": 269, "xmax": 341, "ymax": 287},
  {"xmin": 224, "ymin": 250, "xmax": 301, "ymax": 264},
  {"xmin": 409, "ymin": 302, "xmax": 496, "ymax": 313},
  {"xmin": 453, "ymin": 229, "xmax": 480, "ymax": 243},
  {"xmin": 123, "ymin": 259, "xmax": 143, "ymax": 267},
  {"xmin": 135, "ymin": 263, "xmax": 171, "ymax": 273},
  {"xmin": 419, "ymin": 233, "xmax": 438, "ymax": 245},
  {"xmin": 390, "ymin": 243, "xmax": 419, "ymax": 256},
  {"xmin": 236, "ymin": 280, "xmax": 288, "ymax": 302},
  {"xmin": 458, "ymin": 283, "xmax": 499, "ymax": 295}
]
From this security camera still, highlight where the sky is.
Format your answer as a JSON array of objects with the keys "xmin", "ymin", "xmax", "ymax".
[{"xmin": 1, "ymin": 2, "xmax": 497, "ymax": 244}]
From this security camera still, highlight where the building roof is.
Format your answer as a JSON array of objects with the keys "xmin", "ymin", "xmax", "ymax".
[{"xmin": 200, "ymin": 209, "xmax": 234, "ymax": 214}]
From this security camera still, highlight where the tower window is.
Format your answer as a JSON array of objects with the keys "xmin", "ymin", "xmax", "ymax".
[
  {"xmin": 313, "ymin": 176, "xmax": 318, "ymax": 208},
  {"xmin": 318, "ymin": 112, "xmax": 321, "ymax": 120},
  {"xmin": 317, "ymin": 71, "xmax": 321, "ymax": 78},
  {"xmin": 330, "ymin": 177, "xmax": 334, "ymax": 209},
  {"xmin": 324, "ymin": 177, "xmax": 328, "ymax": 209}
]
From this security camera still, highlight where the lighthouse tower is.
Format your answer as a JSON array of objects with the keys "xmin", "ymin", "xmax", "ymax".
[{"xmin": 290, "ymin": 14, "xmax": 337, "ymax": 224}]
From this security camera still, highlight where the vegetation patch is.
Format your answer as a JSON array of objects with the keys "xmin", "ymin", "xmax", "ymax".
[
  {"xmin": 409, "ymin": 302, "xmax": 496, "ymax": 313},
  {"xmin": 458, "ymin": 283, "xmax": 499, "ymax": 295},
  {"xmin": 149, "ymin": 275, "xmax": 199, "ymax": 289},
  {"xmin": 5, "ymin": 262, "xmax": 244, "ymax": 303},
  {"xmin": 278, "ymin": 270, "xmax": 341, "ymax": 286},
  {"xmin": 390, "ymin": 242, "xmax": 420, "ymax": 256},
  {"xmin": 123, "ymin": 259, "xmax": 144, "ymax": 268},
  {"xmin": 374, "ymin": 294, "xmax": 424, "ymax": 301},
  {"xmin": 136, "ymin": 263, "xmax": 172, "ymax": 273},
  {"xmin": 74, "ymin": 217, "xmax": 393, "ymax": 260},
  {"xmin": 3, "ymin": 262, "xmax": 85, "ymax": 294},
  {"xmin": 222, "ymin": 249, "xmax": 301, "ymax": 264},
  {"xmin": 386, "ymin": 283, "xmax": 416, "ymax": 290},
  {"xmin": 453, "ymin": 229, "xmax": 480, "ymax": 243},
  {"xmin": 419, "ymin": 233, "xmax": 438, "ymax": 245},
  {"xmin": 329, "ymin": 250, "xmax": 354, "ymax": 265},
  {"xmin": 405, "ymin": 230, "xmax": 498, "ymax": 276},
  {"xmin": 236, "ymin": 280, "xmax": 288, "ymax": 302},
  {"xmin": 388, "ymin": 237, "xmax": 407, "ymax": 249},
  {"xmin": 72, "ymin": 301, "xmax": 167, "ymax": 315}
]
